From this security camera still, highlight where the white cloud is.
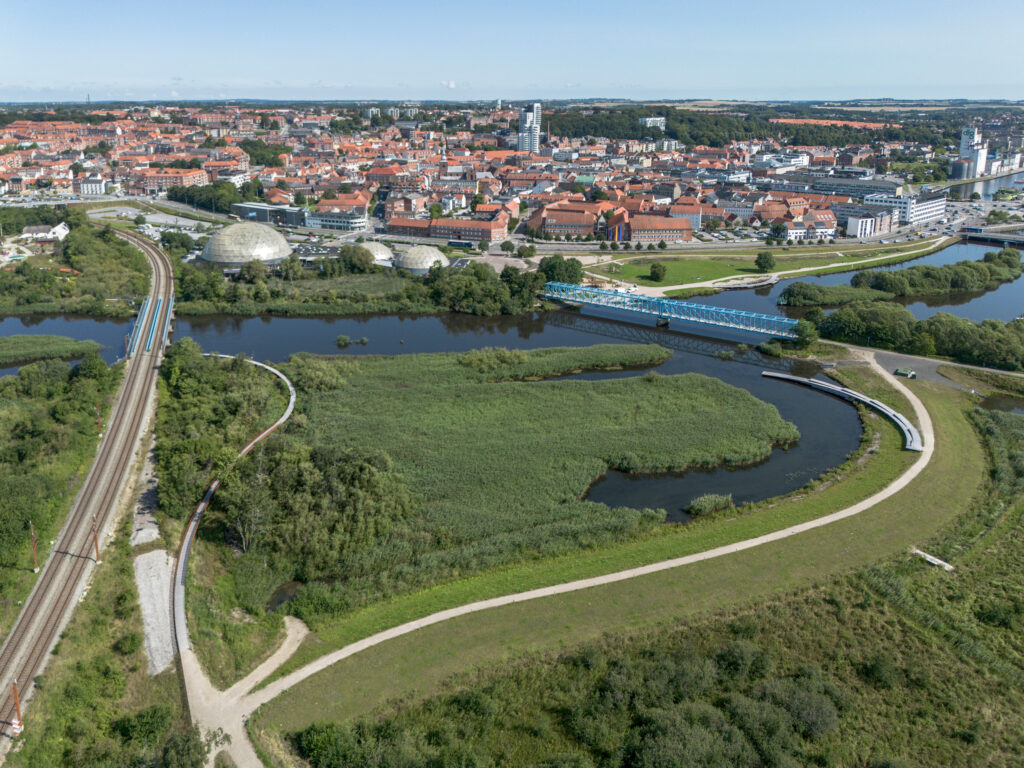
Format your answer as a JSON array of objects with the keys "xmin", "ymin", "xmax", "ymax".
[{"xmin": 440, "ymin": 80, "xmax": 456, "ymax": 89}]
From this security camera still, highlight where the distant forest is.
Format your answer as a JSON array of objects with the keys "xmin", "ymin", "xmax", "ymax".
[{"xmin": 544, "ymin": 105, "xmax": 966, "ymax": 148}]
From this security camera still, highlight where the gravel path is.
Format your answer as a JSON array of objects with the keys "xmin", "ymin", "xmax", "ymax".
[{"xmin": 133, "ymin": 550, "xmax": 174, "ymax": 675}]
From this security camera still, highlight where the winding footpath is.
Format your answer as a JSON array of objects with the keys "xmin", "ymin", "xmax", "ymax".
[
  {"xmin": 170, "ymin": 355, "xmax": 295, "ymax": 768},
  {"xmin": 182, "ymin": 351, "xmax": 935, "ymax": 767}
]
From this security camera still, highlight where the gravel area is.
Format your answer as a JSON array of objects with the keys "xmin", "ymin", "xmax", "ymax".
[
  {"xmin": 133, "ymin": 550, "xmax": 175, "ymax": 675},
  {"xmin": 130, "ymin": 445, "xmax": 160, "ymax": 546}
]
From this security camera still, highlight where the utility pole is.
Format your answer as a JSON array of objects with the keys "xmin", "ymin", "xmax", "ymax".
[
  {"xmin": 91, "ymin": 517, "xmax": 101, "ymax": 564},
  {"xmin": 95, "ymin": 404, "xmax": 102, "ymax": 437},
  {"xmin": 29, "ymin": 521, "xmax": 38, "ymax": 573},
  {"xmin": 10, "ymin": 680, "xmax": 23, "ymax": 736}
]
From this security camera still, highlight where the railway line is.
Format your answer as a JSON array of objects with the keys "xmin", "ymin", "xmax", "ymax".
[{"xmin": 0, "ymin": 231, "xmax": 173, "ymax": 752}]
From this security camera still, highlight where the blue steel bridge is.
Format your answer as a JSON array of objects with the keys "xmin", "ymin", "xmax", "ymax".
[{"xmin": 542, "ymin": 282, "xmax": 799, "ymax": 339}]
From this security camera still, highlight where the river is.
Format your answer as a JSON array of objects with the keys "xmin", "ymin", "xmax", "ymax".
[
  {"xmin": 695, "ymin": 242, "xmax": 1024, "ymax": 323},
  {"xmin": 2, "ymin": 236, "xmax": 1018, "ymax": 518},
  {"xmin": 943, "ymin": 168, "xmax": 1024, "ymax": 201}
]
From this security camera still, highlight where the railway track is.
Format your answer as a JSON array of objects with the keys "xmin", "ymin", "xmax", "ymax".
[{"xmin": 0, "ymin": 231, "xmax": 173, "ymax": 750}]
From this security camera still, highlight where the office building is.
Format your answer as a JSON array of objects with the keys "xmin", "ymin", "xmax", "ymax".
[
  {"xmin": 517, "ymin": 103, "xmax": 541, "ymax": 153},
  {"xmin": 864, "ymin": 193, "xmax": 946, "ymax": 226},
  {"xmin": 639, "ymin": 116, "xmax": 667, "ymax": 131}
]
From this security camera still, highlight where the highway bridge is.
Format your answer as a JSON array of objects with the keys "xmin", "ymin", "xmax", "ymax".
[
  {"xmin": 543, "ymin": 282, "xmax": 800, "ymax": 338},
  {"xmin": 0, "ymin": 231, "xmax": 174, "ymax": 747}
]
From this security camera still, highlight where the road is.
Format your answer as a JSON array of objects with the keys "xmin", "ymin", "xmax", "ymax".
[{"xmin": 0, "ymin": 231, "xmax": 173, "ymax": 753}]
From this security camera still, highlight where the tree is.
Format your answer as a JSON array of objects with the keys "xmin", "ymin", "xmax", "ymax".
[
  {"xmin": 657, "ymin": 240, "xmax": 667, "ymax": 250},
  {"xmin": 500, "ymin": 240, "xmax": 515, "ymax": 253},
  {"xmin": 429, "ymin": 203, "xmax": 443, "ymax": 219},
  {"xmin": 704, "ymin": 218, "xmax": 721, "ymax": 232},
  {"xmin": 770, "ymin": 221, "xmax": 788, "ymax": 240},
  {"xmin": 516, "ymin": 244, "xmax": 536, "ymax": 259},
  {"xmin": 293, "ymin": 190, "xmax": 307, "ymax": 205},
  {"xmin": 794, "ymin": 318, "xmax": 819, "ymax": 347},
  {"xmin": 649, "ymin": 263, "xmax": 667, "ymax": 282},
  {"xmin": 275, "ymin": 179, "xmax": 289, "ymax": 190},
  {"xmin": 134, "ymin": 214, "xmax": 146, "ymax": 226},
  {"xmin": 755, "ymin": 251, "xmax": 776, "ymax": 273},
  {"xmin": 970, "ymin": 192, "xmax": 982, "ymax": 201},
  {"xmin": 279, "ymin": 252, "xmax": 303, "ymax": 281},
  {"xmin": 470, "ymin": 193, "xmax": 484, "ymax": 212},
  {"xmin": 537, "ymin": 254, "xmax": 584, "ymax": 284},
  {"xmin": 240, "ymin": 260, "xmax": 266, "ymax": 283},
  {"xmin": 478, "ymin": 240, "xmax": 489, "ymax": 251},
  {"xmin": 599, "ymin": 241, "xmax": 609, "ymax": 251}
]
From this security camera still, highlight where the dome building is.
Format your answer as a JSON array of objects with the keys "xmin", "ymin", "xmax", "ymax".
[
  {"xmin": 199, "ymin": 223, "xmax": 292, "ymax": 268},
  {"xmin": 394, "ymin": 245, "xmax": 449, "ymax": 275},
  {"xmin": 360, "ymin": 241, "xmax": 395, "ymax": 268}
]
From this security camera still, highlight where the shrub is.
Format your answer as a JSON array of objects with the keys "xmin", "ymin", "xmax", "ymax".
[
  {"xmin": 114, "ymin": 632, "xmax": 142, "ymax": 655},
  {"xmin": 688, "ymin": 493, "xmax": 734, "ymax": 516},
  {"xmin": 860, "ymin": 651, "xmax": 898, "ymax": 689}
]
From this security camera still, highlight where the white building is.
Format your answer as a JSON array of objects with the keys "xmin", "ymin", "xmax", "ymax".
[
  {"xmin": 847, "ymin": 215, "xmax": 876, "ymax": 239},
  {"xmin": 304, "ymin": 207, "xmax": 369, "ymax": 231},
  {"xmin": 639, "ymin": 116, "xmax": 667, "ymax": 131},
  {"xmin": 19, "ymin": 222, "xmax": 71, "ymax": 242},
  {"xmin": 76, "ymin": 174, "xmax": 106, "ymax": 195},
  {"xmin": 517, "ymin": 103, "xmax": 541, "ymax": 153},
  {"xmin": 864, "ymin": 193, "xmax": 946, "ymax": 226}
]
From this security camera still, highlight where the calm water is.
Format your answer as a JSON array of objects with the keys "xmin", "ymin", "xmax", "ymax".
[
  {"xmin": 696, "ymin": 242, "xmax": 1024, "ymax": 323},
  {"xmin": 172, "ymin": 307, "xmax": 863, "ymax": 519},
  {"xmin": 0, "ymin": 314, "xmax": 132, "ymax": 377},
  {"xmin": 944, "ymin": 169, "xmax": 1024, "ymax": 202},
  {"xmin": 979, "ymin": 393, "xmax": 1024, "ymax": 415}
]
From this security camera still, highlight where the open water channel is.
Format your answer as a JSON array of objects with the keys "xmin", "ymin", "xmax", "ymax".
[{"xmin": 2, "ymin": 235, "xmax": 1022, "ymax": 518}]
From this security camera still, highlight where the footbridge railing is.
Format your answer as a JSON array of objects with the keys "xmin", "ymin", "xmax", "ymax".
[{"xmin": 543, "ymin": 282, "xmax": 799, "ymax": 338}]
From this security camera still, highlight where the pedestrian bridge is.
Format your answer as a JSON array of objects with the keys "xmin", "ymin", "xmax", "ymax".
[
  {"xmin": 763, "ymin": 371, "xmax": 924, "ymax": 451},
  {"xmin": 543, "ymin": 282, "xmax": 799, "ymax": 338}
]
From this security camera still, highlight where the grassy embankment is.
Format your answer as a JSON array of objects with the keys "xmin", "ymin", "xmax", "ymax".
[
  {"xmin": 0, "ymin": 358, "xmax": 122, "ymax": 637},
  {"xmin": 251, "ymin": 363, "xmax": 914, "ymax": 690},
  {"xmin": 590, "ymin": 238, "xmax": 950, "ymax": 291},
  {"xmin": 0, "ymin": 334, "xmax": 101, "ymax": 367},
  {"xmin": 5, "ymin": 511, "xmax": 193, "ymax": 767},
  {"xmin": 252, "ymin": 380, "xmax": 993, "ymax": 767},
  {"xmin": 163, "ymin": 344, "xmax": 802, "ymax": 688}
]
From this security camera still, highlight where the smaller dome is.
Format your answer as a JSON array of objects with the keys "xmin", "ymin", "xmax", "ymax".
[
  {"xmin": 361, "ymin": 241, "xmax": 394, "ymax": 265},
  {"xmin": 395, "ymin": 245, "xmax": 449, "ymax": 274}
]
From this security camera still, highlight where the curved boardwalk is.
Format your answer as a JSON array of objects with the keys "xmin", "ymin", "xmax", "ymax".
[{"xmin": 762, "ymin": 370, "xmax": 924, "ymax": 451}]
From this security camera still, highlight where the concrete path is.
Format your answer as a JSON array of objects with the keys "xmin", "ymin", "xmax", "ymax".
[{"xmin": 186, "ymin": 352, "xmax": 936, "ymax": 767}]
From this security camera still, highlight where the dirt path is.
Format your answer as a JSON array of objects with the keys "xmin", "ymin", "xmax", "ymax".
[{"xmin": 186, "ymin": 352, "xmax": 936, "ymax": 767}]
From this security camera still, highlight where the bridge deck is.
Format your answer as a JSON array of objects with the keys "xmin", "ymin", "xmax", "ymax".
[
  {"xmin": 543, "ymin": 282, "xmax": 799, "ymax": 338},
  {"xmin": 763, "ymin": 371, "xmax": 923, "ymax": 451}
]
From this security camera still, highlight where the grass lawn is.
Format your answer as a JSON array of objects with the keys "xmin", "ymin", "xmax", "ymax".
[
  {"xmin": 252, "ymin": 380, "xmax": 981, "ymax": 746},
  {"xmin": 595, "ymin": 238, "xmax": 949, "ymax": 288}
]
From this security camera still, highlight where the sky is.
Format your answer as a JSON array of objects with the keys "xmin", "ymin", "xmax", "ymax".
[{"xmin": 3, "ymin": 0, "xmax": 1023, "ymax": 103}]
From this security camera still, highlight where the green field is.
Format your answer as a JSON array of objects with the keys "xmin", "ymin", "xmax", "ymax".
[
  {"xmin": 0, "ymin": 334, "xmax": 101, "ymax": 366},
  {"xmin": 252, "ymin": 381, "xmax": 989, "ymax": 766},
  {"xmin": 595, "ymin": 238, "xmax": 949, "ymax": 288}
]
